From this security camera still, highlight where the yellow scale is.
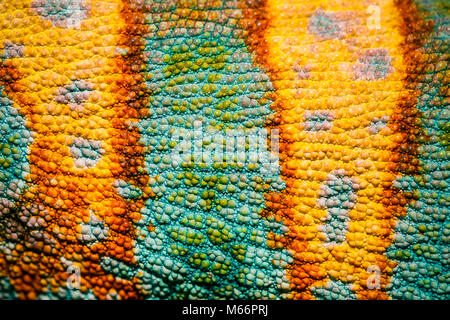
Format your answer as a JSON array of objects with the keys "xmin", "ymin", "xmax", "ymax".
[
  {"xmin": 262, "ymin": 0, "xmax": 410, "ymax": 299},
  {"xmin": 0, "ymin": 0, "xmax": 414, "ymax": 299},
  {"xmin": 0, "ymin": 0, "xmax": 139, "ymax": 299}
]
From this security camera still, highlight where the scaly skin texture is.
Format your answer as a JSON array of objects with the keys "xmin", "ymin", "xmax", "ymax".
[
  {"xmin": 0, "ymin": 0, "xmax": 150, "ymax": 299},
  {"xmin": 0, "ymin": 0, "xmax": 448, "ymax": 299},
  {"xmin": 244, "ymin": 0, "xmax": 424, "ymax": 300},
  {"xmin": 386, "ymin": 0, "xmax": 449, "ymax": 300}
]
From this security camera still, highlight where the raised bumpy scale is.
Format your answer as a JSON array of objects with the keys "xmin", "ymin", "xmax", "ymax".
[{"xmin": 0, "ymin": 0, "xmax": 448, "ymax": 300}]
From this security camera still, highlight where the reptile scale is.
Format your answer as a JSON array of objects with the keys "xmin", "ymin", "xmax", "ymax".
[{"xmin": 0, "ymin": 0, "xmax": 448, "ymax": 300}]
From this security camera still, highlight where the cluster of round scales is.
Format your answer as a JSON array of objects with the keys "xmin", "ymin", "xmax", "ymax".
[
  {"xmin": 0, "ymin": 0, "xmax": 448, "ymax": 300},
  {"xmin": 103, "ymin": 1, "xmax": 291, "ymax": 299},
  {"xmin": 242, "ymin": 0, "xmax": 449, "ymax": 300},
  {"xmin": 386, "ymin": 0, "xmax": 449, "ymax": 300},
  {"xmin": 0, "ymin": 87, "xmax": 32, "ymax": 210},
  {"xmin": 0, "ymin": 87, "xmax": 32, "ymax": 300}
]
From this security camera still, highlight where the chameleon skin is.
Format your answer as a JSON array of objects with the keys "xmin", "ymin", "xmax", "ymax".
[
  {"xmin": 0, "ymin": 0, "xmax": 290, "ymax": 299},
  {"xmin": 0, "ymin": 0, "xmax": 150, "ymax": 299},
  {"xmin": 386, "ymin": 0, "xmax": 449, "ymax": 300},
  {"xmin": 129, "ymin": 0, "xmax": 290, "ymax": 299},
  {"xmin": 243, "ymin": 0, "xmax": 447, "ymax": 299},
  {"xmin": 0, "ymin": 0, "xmax": 448, "ymax": 300}
]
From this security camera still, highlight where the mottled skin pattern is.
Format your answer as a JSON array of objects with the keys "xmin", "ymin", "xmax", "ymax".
[{"xmin": 0, "ymin": 0, "xmax": 448, "ymax": 300}]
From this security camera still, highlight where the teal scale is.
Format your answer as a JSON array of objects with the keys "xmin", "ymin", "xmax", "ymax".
[
  {"xmin": 122, "ymin": 2, "xmax": 292, "ymax": 299},
  {"xmin": 387, "ymin": 0, "xmax": 450, "ymax": 300}
]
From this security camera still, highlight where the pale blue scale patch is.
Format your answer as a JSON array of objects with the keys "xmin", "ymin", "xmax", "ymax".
[
  {"xmin": 69, "ymin": 137, "xmax": 104, "ymax": 168},
  {"xmin": 307, "ymin": 9, "xmax": 346, "ymax": 40},
  {"xmin": 354, "ymin": 48, "xmax": 394, "ymax": 80},
  {"xmin": 55, "ymin": 80, "xmax": 93, "ymax": 104},
  {"xmin": 0, "ymin": 41, "xmax": 25, "ymax": 60},
  {"xmin": 368, "ymin": 116, "xmax": 389, "ymax": 134},
  {"xmin": 136, "ymin": 227, "xmax": 166, "ymax": 251},
  {"xmin": 317, "ymin": 170, "xmax": 358, "ymax": 246},
  {"xmin": 311, "ymin": 280, "xmax": 357, "ymax": 300},
  {"xmin": 31, "ymin": 0, "xmax": 90, "ymax": 29},
  {"xmin": 37, "ymin": 284, "xmax": 97, "ymax": 300},
  {"xmin": 292, "ymin": 63, "xmax": 311, "ymax": 80},
  {"xmin": 0, "ymin": 87, "xmax": 33, "ymax": 211},
  {"xmin": 55, "ymin": 80, "xmax": 94, "ymax": 113},
  {"xmin": 78, "ymin": 210, "xmax": 108, "ymax": 244},
  {"xmin": 113, "ymin": 180, "xmax": 143, "ymax": 200},
  {"xmin": 303, "ymin": 110, "xmax": 334, "ymax": 131},
  {"xmin": 0, "ymin": 277, "xmax": 18, "ymax": 299}
]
